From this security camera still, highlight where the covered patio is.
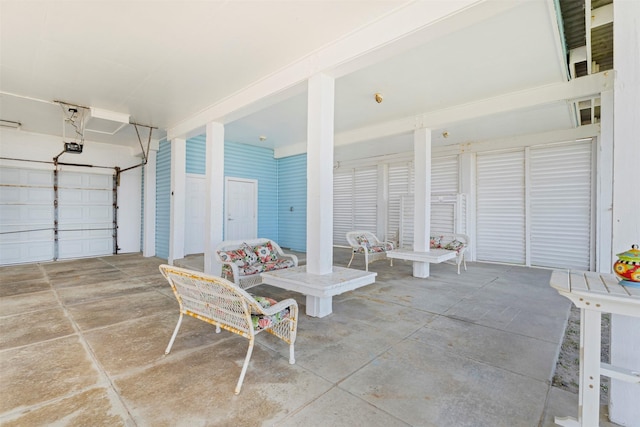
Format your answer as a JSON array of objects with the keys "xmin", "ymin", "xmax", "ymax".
[{"xmin": 0, "ymin": 251, "xmax": 619, "ymax": 426}]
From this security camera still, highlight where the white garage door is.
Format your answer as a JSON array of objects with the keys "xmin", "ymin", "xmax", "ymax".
[
  {"xmin": 0, "ymin": 166, "xmax": 114, "ymax": 265},
  {"xmin": 0, "ymin": 167, "xmax": 55, "ymax": 264},
  {"xmin": 57, "ymin": 170, "xmax": 114, "ymax": 260}
]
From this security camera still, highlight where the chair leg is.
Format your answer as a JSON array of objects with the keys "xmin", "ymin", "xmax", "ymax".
[
  {"xmin": 347, "ymin": 252, "xmax": 355, "ymax": 268},
  {"xmin": 165, "ymin": 313, "xmax": 183, "ymax": 355},
  {"xmin": 289, "ymin": 343, "xmax": 295, "ymax": 364},
  {"xmin": 235, "ymin": 338, "xmax": 255, "ymax": 395},
  {"xmin": 463, "ymin": 254, "xmax": 467, "ymax": 271}
]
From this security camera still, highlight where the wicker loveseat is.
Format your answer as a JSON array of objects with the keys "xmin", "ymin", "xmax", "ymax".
[
  {"xmin": 430, "ymin": 232, "xmax": 469, "ymax": 274},
  {"xmin": 215, "ymin": 238, "xmax": 298, "ymax": 290},
  {"xmin": 346, "ymin": 231, "xmax": 395, "ymax": 271}
]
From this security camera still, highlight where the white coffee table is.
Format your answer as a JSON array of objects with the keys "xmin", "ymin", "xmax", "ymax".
[{"xmin": 261, "ymin": 266, "xmax": 376, "ymax": 317}]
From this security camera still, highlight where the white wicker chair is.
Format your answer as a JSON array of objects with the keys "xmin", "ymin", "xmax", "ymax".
[
  {"xmin": 159, "ymin": 264, "xmax": 298, "ymax": 394},
  {"xmin": 346, "ymin": 231, "xmax": 394, "ymax": 271},
  {"xmin": 430, "ymin": 232, "xmax": 469, "ymax": 274}
]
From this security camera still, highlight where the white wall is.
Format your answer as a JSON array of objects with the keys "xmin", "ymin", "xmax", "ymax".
[{"xmin": 0, "ymin": 128, "xmax": 142, "ymax": 254}]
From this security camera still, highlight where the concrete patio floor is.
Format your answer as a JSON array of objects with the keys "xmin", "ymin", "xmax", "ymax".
[{"xmin": 0, "ymin": 248, "xmax": 620, "ymax": 426}]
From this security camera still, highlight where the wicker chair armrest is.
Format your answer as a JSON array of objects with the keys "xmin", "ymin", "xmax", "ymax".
[
  {"xmin": 279, "ymin": 253, "xmax": 299, "ymax": 266},
  {"xmin": 258, "ymin": 298, "xmax": 299, "ymax": 316},
  {"xmin": 220, "ymin": 261, "xmax": 241, "ymax": 281}
]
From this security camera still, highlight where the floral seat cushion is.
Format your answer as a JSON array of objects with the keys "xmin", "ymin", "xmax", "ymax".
[
  {"xmin": 353, "ymin": 234, "xmax": 393, "ymax": 254},
  {"xmin": 263, "ymin": 258, "xmax": 296, "ymax": 272},
  {"xmin": 430, "ymin": 235, "xmax": 465, "ymax": 253},
  {"xmin": 354, "ymin": 242, "xmax": 393, "ymax": 254},
  {"xmin": 250, "ymin": 295, "xmax": 290, "ymax": 331}
]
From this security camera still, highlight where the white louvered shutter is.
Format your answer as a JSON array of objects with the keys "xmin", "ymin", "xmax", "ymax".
[
  {"xmin": 387, "ymin": 162, "xmax": 412, "ymax": 244},
  {"xmin": 353, "ymin": 166, "xmax": 378, "ymax": 233},
  {"xmin": 529, "ymin": 141, "xmax": 593, "ymax": 270},
  {"xmin": 476, "ymin": 150, "xmax": 526, "ymax": 264},
  {"xmin": 333, "ymin": 166, "xmax": 378, "ymax": 246},
  {"xmin": 333, "ymin": 170, "xmax": 353, "ymax": 246},
  {"xmin": 431, "ymin": 156, "xmax": 459, "ymax": 233}
]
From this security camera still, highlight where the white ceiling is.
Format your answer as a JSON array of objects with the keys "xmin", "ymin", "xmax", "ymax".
[{"xmin": 0, "ymin": 1, "xmax": 579, "ymax": 157}]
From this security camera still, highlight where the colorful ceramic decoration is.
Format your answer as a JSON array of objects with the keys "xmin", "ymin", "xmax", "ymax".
[{"xmin": 613, "ymin": 244, "xmax": 640, "ymax": 286}]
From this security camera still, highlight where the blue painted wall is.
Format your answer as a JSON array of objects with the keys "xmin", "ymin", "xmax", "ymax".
[
  {"xmin": 186, "ymin": 135, "xmax": 206, "ymax": 175},
  {"xmin": 277, "ymin": 154, "xmax": 307, "ymax": 251},
  {"xmin": 224, "ymin": 141, "xmax": 279, "ymax": 241},
  {"xmin": 155, "ymin": 139, "xmax": 171, "ymax": 259},
  {"xmin": 154, "ymin": 137, "xmax": 308, "ymax": 258}
]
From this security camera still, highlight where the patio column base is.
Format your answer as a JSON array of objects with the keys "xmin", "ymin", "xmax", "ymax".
[{"xmin": 306, "ymin": 295, "xmax": 332, "ymax": 318}]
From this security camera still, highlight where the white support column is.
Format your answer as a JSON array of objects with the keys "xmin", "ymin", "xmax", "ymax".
[
  {"xmin": 204, "ymin": 122, "xmax": 225, "ymax": 275},
  {"xmin": 413, "ymin": 127, "xmax": 432, "ymax": 278},
  {"xmin": 142, "ymin": 145, "xmax": 157, "ymax": 257},
  {"xmin": 306, "ymin": 73, "xmax": 334, "ymax": 275},
  {"xmin": 597, "ymin": 90, "xmax": 613, "ymax": 272},
  {"xmin": 609, "ymin": 1, "xmax": 640, "ymax": 424},
  {"xmin": 168, "ymin": 138, "xmax": 186, "ymax": 265}
]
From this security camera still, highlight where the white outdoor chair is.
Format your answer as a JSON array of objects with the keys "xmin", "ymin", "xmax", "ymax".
[
  {"xmin": 159, "ymin": 264, "xmax": 298, "ymax": 394},
  {"xmin": 346, "ymin": 230, "xmax": 394, "ymax": 271}
]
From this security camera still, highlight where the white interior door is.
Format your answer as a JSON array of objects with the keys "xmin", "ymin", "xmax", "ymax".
[
  {"xmin": 225, "ymin": 177, "xmax": 257, "ymax": 241},
  {"xmin": 185, "ymin": 174, "xmax": 205, "ymax": 255}
]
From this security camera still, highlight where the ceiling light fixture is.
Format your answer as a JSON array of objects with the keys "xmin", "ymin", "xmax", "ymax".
[
  {"xmin": 442, "ymin": 131, "xmax": 449, "ymax": 138},
  {"xmin": 374, "ymin": 93, "xmax": 383, "ymax": 103},
  {"xmin": 259, "ymin": 135, "xmax": 267, "ymax": 141}
]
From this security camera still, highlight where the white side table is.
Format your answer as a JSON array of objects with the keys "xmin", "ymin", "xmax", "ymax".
[{"xmin": 549, "ymin": 270, "xmax": 640, "ymax": 427}]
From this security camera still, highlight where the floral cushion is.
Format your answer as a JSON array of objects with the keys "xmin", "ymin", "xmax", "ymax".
[
  {"xmin": 263, "ymin": 258, "xmax": 295, "ymax": 272},
  {"xmin": 354, "ymin": 234, "xmax": 371, "ymax": 249},
  {"xmin": 253, "ymin": 241, "xmax": 278, "ymax": 263},
  {"xmin": 218, "ymin": 244, "xmax": 257, "ymax": 268},
  {"xmin": 443, "ymin": 239, "xmax": 465, "ymax": 252},
  {"xmin": 430, "ymin": 235, "xmax": 443, "ymax": 249},
  {"xmin": 250, "ymin": 295, "xmax": 290, "ymax": 331},
  {"xmin": 354, "ymin": 242, "xmax": 392, "ymax": 254}
]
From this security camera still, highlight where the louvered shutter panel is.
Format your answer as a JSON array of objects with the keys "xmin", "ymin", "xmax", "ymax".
[
  {"xmin": 476, "ymin": 150, "xmax": 526, "ymax": 264},
  {"xmin": 387, "ymin": 162, "xmax": 412, "ymax": 244},
  {"xmin": 353, "ymin": 166, "xmax": 378, "ymax": 232},
  {"xmin": 333, "ymin": 170, "xmax": 353, "ymax": 246},
  {"xmin": 431, "ymin": 156, "xmax": 459, "ymax": 233},
  {"xmin": 530, "ymin": 141, "xmax": 592, "ymax": 270},
  {"xmin": 399, "ymin": 194, "xmax": 414, "ymax": 248}
]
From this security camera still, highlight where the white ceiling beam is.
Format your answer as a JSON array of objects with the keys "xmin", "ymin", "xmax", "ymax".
[
  {"xmin": 333, "ymin": 71, "xmax": 614, "ymax": 147},
  {"xmin": 585, "ymin": 0, "xmax": 593, "ymax": 74},
  {"xmin": 167, "ymin": 0, "xmax": 520, "ymax": 140},
  {"xmin": 591, "ymin": 4, "xmax": 613, "ymax": 28}
]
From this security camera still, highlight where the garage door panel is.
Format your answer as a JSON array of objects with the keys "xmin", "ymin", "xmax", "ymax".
[
  {"xmin": 1, "ymin": 205, "xmax": 53, "ymax": 224},
  {"xmin": 58, "ymin": 188, "xmax": 111, "ymax": 204},
  {"xmin": 58, "ymin": 171, "xmax": 111, "ymax": 188},
  {"xmin": 0, "ymin": 185, "xmax": 53, "ymax": 204},
  {"xmin": 58, "ymin": 206, "xmax": 112, "ymax": 224},
  {"xmin": 0, "ymin": 168, "xmax": 53, "ymax": 186},
  {"xmin": 0, "ymin": 241, "xmax": 54, "ymax": 264},
  {"xmin": 58, "ymin": 238, "xmax": 112, "ymax": 259}
]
